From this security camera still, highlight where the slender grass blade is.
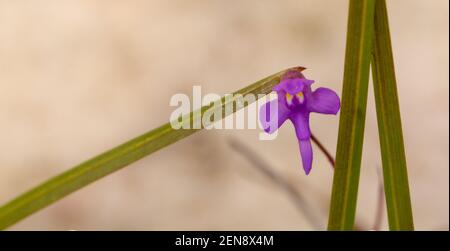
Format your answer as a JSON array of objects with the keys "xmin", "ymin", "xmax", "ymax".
[
  {"xmin": 0, "ymin": 67, "xmax": 302, "ymax": 229},
  {"xmin": 371, "ymin": 0, "xmax": 414, "ymax": 230},
  {"xmin": 328, "ymin": 0, "xmax": 376, "ymax": 230}
]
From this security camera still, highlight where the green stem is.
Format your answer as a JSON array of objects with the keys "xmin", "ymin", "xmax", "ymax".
[
  {"xmin": 0, "ymin": 67, "xmax": 302, "ymax": 230},
  {"xmin": 371, "ymin": 0, "xmax": 414, "ymax": 230},
  {"xmin": 328, "ymin": 0, "xmax": 375, "ymax": 230}
]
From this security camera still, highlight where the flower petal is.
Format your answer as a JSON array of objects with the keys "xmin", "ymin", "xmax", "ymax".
[
  {"xmin": 273, "ymin": 78, "xmax": 315, "ymax": 95},
  {"xmin": 307, "ymin": 87, "xmax": 341, "ymax": 115},
  {"xmin": 272, "ymin": 79, "xmax": 290, "ymax": 93},
  {"xmin": 259, "ymin": 98, "xmax": 290, "ymax": 134},
  {"xmin": 299, "ymin": 139, "xmax": 313, "ymax": 175},
  {"xmin": 290, "ymin": 110, "xmax": 311, "ymax": 140},
  {"xmin": 290, "ymin": 111, "xmax": 313, "ymax": 174}
]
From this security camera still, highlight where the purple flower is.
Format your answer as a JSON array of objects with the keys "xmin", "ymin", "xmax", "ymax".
[{"xmin": 260, "ymin": 69, "xmax": 340, "ymax": 175}]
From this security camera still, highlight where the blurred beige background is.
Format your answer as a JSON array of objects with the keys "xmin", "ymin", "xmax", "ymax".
[{"xmin": 0, "ymin": 0, "xmax": 448, "ymax": 230}]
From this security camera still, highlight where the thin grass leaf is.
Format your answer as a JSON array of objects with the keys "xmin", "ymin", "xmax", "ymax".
[
  {"xmin": 0, "ymin": 67, "xmax": 303, "ymax": 230},
  {"xmin": 328, "ymin": 0, "xmax": 376, "ymax": 230},
  {"xmin": 371, "ymin": 0, "xmax": 414, "ymax": 230}
]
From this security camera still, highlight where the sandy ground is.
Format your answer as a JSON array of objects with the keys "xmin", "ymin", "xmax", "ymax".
[{"xmin": 0, "ymin": 0, "xmax": 448, "ymax": 230}]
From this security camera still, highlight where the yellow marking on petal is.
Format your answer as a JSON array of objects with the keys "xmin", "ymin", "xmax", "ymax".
[
  {"xmin": 286, "ymin": 93, "xmax": 293, "ymax": 105},
  {"xmin": 296, "ymin": 91, "xmax": 304, "ymax": 103}
]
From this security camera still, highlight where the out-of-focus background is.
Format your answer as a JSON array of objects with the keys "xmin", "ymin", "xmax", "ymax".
[{"xmin": 0, "ymin": 0, "xmax": 448, "ymax": 230}]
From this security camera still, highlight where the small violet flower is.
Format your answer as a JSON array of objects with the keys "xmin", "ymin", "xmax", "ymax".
[{"xmin": 260, "ymin": 69, "xmax": 341, "ymax": 175}]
